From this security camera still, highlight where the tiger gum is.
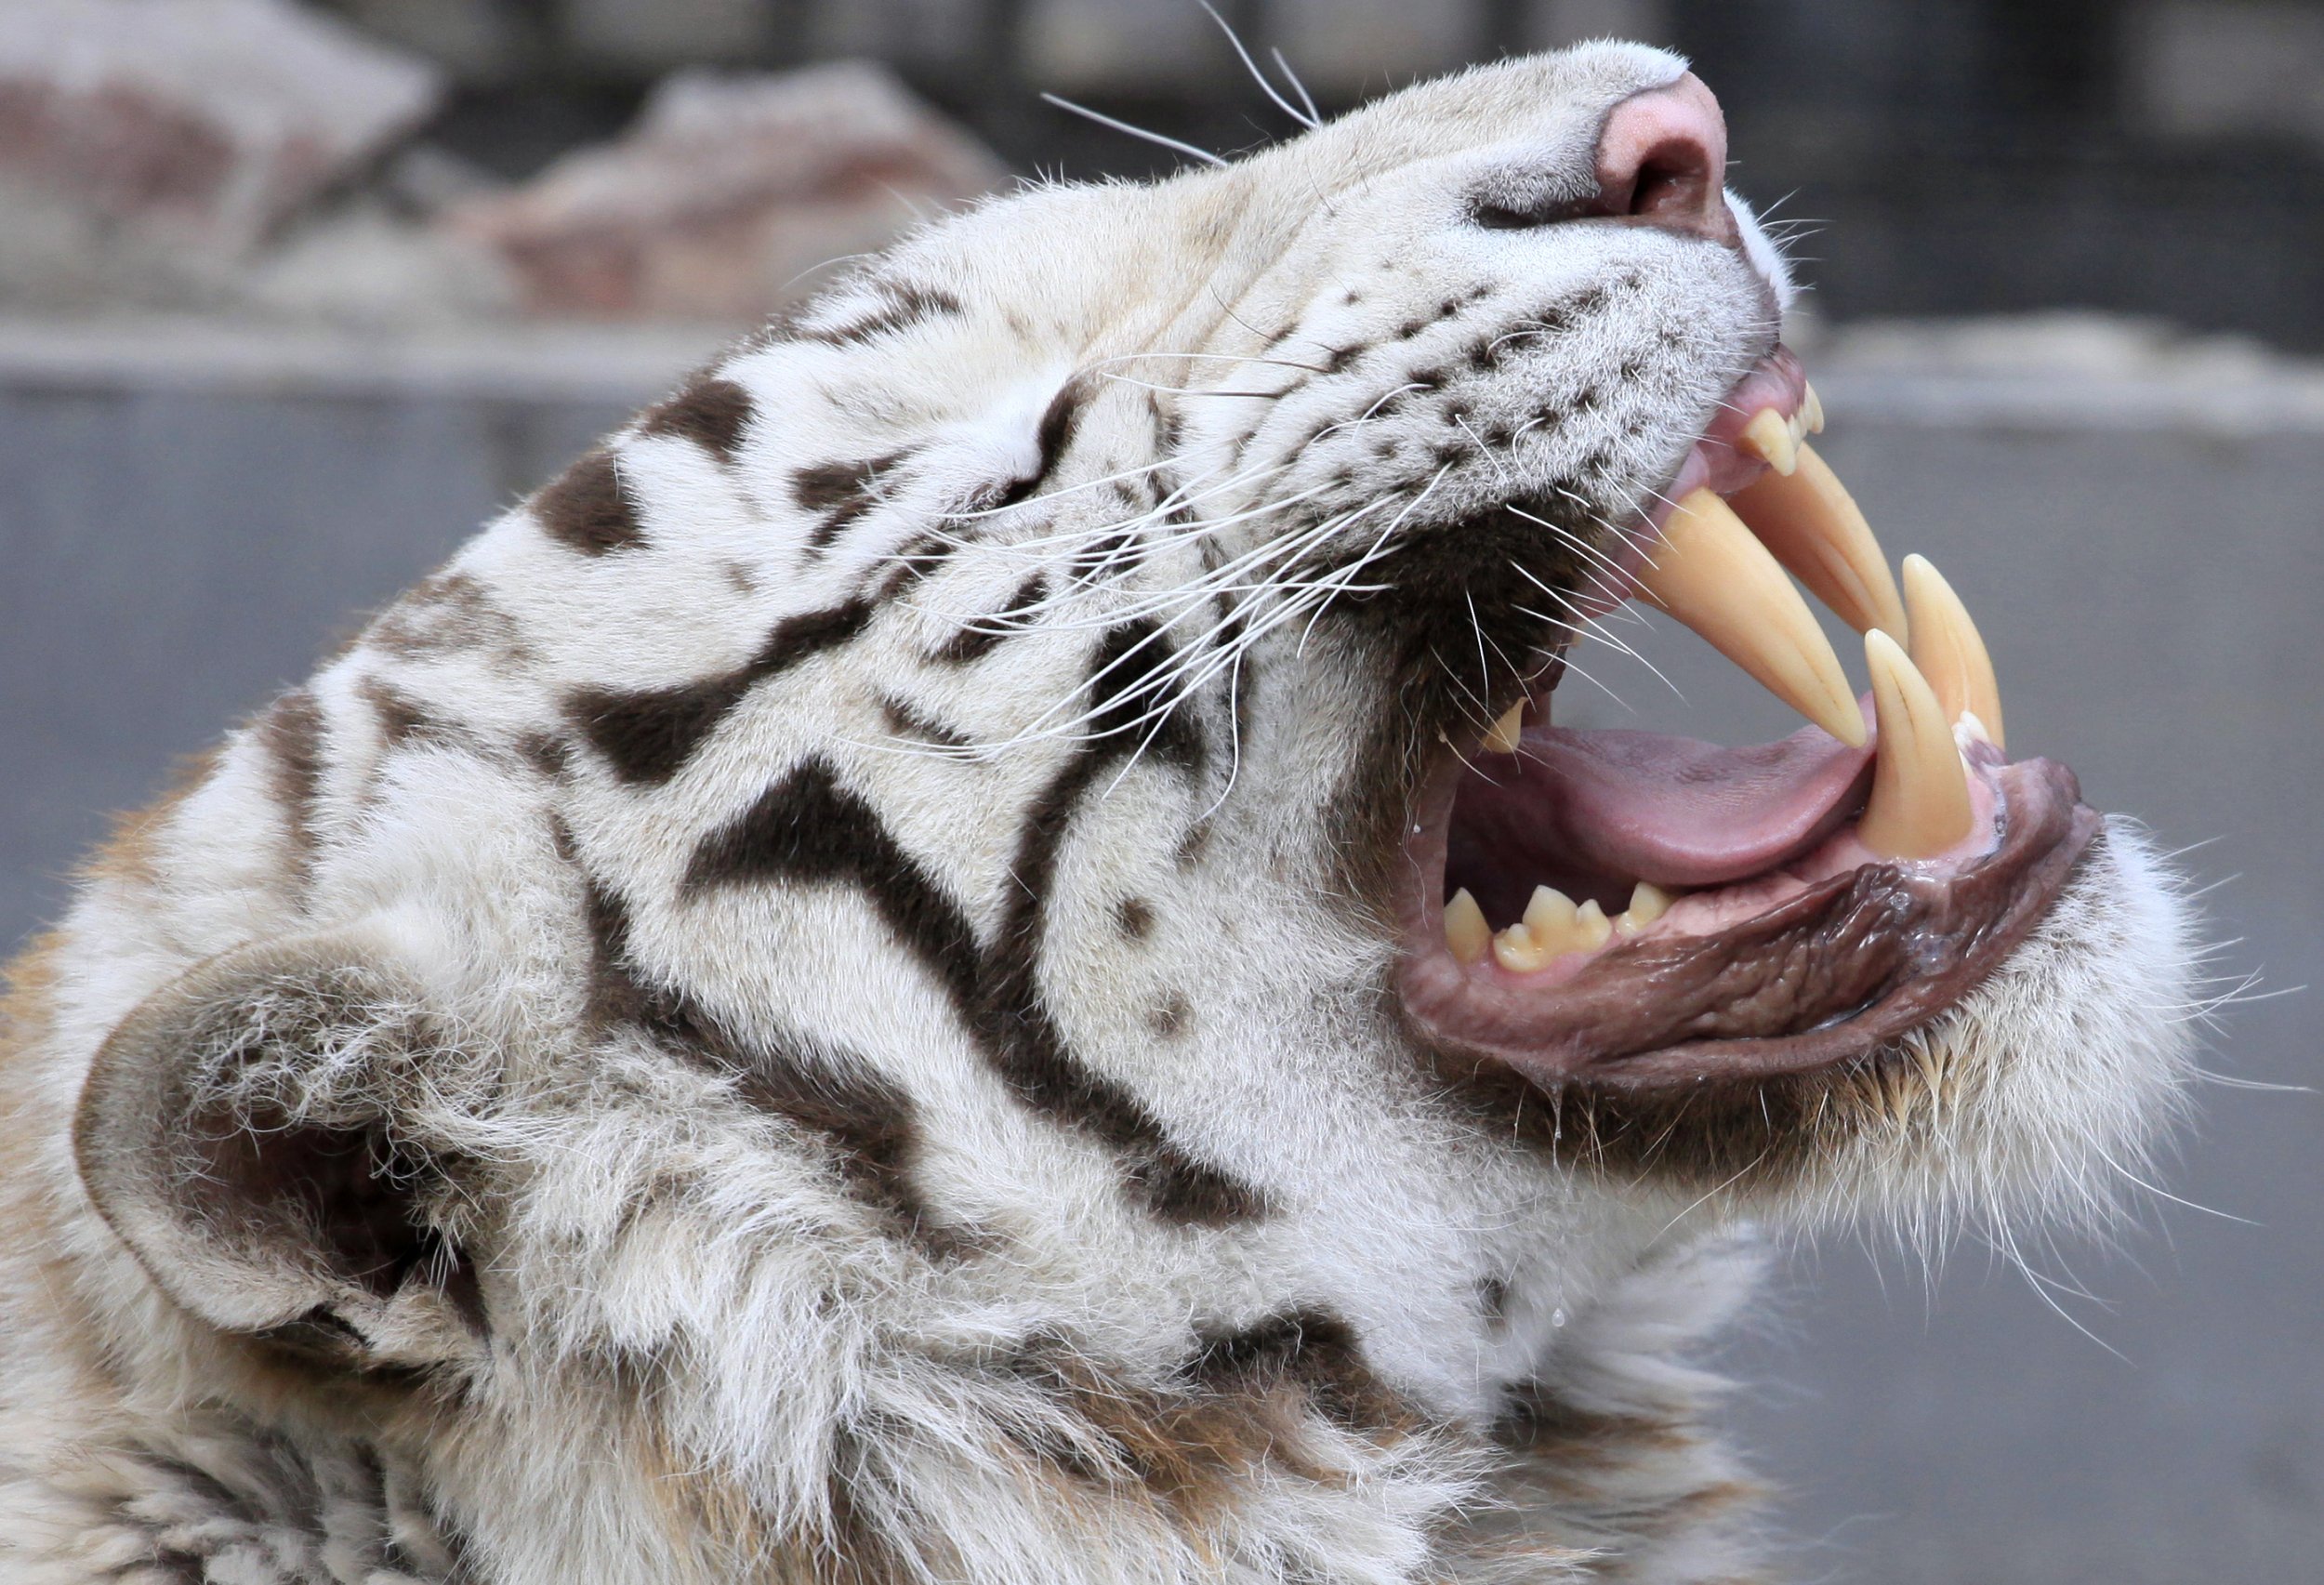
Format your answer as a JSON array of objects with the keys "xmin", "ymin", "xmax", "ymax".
[{"xmin": 1405, "ymin": 362, "xmax": 2095, "ymax": 1085}]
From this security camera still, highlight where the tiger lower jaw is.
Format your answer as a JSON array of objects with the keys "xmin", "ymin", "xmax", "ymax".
[{"xmin": 1394, "ymin": 355, "xmax": 2105, "ymax": 1090}]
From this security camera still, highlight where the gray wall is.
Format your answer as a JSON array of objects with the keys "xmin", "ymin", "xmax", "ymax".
[{"xmin": 1, "ymin": 330, "xmax": 2316, "ymax": 1582}]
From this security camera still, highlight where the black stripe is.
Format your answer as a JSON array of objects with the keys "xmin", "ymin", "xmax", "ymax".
[
  {"xmin": 258, "ymin": 689, "xmax": 324, "ymax": 879},
  {"xmin": 1083, "ymin": 618, "xmax": 1205, "ymax": 774},
  {"xmin": 365, "ymin": 571, "xmax": 518, "ymax": 660},
  {"xmin": 879, "ymin": 696, "xmax": 972, "ymax": 750},
  {"xmin": 639, "ymin": 375, "xmax": 755, "ymax": 463},
  {"xmin": 566, "ymin": 600, "xmax": 873, "ymax": 786},
  {"xmin": 534, "ymin": 448, "xmax": 643, "ymax": 555},
  {"xmin": 931, "ymin": 574, "xmax": 1046, "ymax": 667},
  {"xmin": 802, "ymin": 283, "xmax": 963, "ymax": 346},
  {"xmin": 993, "ymin": 378, "xmax": 1089, "ymax": 509},
  {"xmin": 358, "ymin": 677, "xmax": 441, "ymax": 751},
  {"xmin": 1192, "ymin": 1309, "xmax": 1406, "ymax": 1433},
  {"xmin": 984, "ymin": 699, "xmax": 1247, "ymax": 1222},
  {"xmin": 581, "ymin": 870, "xmax": 974, "ymax": 1260},
  {"xmin": 794, "ymin": 450, "xmax": 912, "ymax": 553},
  {"xmin": 684, "ymin": 750, "xmax": 1259, "ymax": 1225},
  {"xmin": 682, "ymin": 761, "xmax": 984, "ymax": 1007}
]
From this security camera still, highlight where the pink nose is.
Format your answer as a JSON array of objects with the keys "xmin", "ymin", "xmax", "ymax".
[{"xmin": 1593, "ymin": 73, "xmax": 1736, "ymax": 243}]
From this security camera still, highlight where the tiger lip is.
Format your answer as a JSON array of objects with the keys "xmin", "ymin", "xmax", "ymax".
[{"xmin": 1395, "ymin": 357, "xmax": 2103, "ymax": 1089}]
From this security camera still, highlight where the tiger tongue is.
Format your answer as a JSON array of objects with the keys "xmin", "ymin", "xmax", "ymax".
[{"xmin": 1475, "ymin": 719, "xmax": 1875, "ymax": 889}]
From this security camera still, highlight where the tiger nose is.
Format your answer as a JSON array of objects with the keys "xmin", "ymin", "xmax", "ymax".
[{"xmin": 1593, "ymin": 73, "xmax": 1737, "ymax": 244}]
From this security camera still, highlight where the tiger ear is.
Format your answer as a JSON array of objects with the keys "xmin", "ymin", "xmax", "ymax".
[{"xmin": 73, "ymin": 927, "xmax": 487, "ymax": 1377}]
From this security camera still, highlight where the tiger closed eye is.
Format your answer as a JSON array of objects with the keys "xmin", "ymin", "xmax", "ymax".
[{"xmin": 1472, "ymin": 193, "xmax": 1586, "ymax": 230}]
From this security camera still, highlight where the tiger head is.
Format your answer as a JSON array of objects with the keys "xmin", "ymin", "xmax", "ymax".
[{"xmin": 13, "ymin": 40, "xmax": 2195, "ymax": 1584}]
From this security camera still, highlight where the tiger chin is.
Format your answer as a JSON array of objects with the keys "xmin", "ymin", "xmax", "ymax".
[{"xmin": 0, "ymin": 41, "xmax": 2196, "ymax": 1585}]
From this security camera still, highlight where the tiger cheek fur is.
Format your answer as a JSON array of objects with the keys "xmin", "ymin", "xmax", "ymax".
[{"xmin": 0, "ymin": 41, "xmax": 2194, "ymax": 1585}]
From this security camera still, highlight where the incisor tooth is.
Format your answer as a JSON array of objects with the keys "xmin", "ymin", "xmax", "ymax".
[
  {"xmin": 1859, "ymin": 629, "xmax": 1976, "ymax": 859},
  {"xmin": 1483, "ymin": 700, "xmax": 1525, "ymax": 755},
  {"xmin": 1737, "ymin": 407, "xmax": 1799, "ymax": 475},
  {"xmin": 1497, "ymin": 886, "xmax": 1615, "ymax": 968},
  {"xmin": 1445, "ymin": 889, "xmax": 1489, "ymax": 966},
  {"xmin": 1901, "ymin": 554, "xmax": 2005, "ymax": 751},
  {"xmin": 1633, "ymin": 489, "xmax": 1868, "ymax": 747},
  {"xmin": 1492, "ymin": 922, "xmax": 1552, "ymax": 972},
  {"xmin": 1728, "ymin": 443, "xmax": 1908, "ymax": 641}
]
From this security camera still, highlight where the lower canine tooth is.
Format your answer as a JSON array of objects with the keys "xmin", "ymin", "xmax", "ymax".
[
  {"xmin": 1633, "ymin": 489, "xmax": 1868, "ymax": 747},
  {"xmin": 1446, "ymin": 889, "xmax": 1490, "ymax": 965},
  {"xmin": 1738, "ymin": 408, "xmax": 1800, "ymax": 475},
  {"xmin": 1901, "ymin": 554, "xmax": 2005, "ymax": 751},
  {"xmin": 1523, "ymin": 884, "xmax": 1578, "ymax": 938},
  {"xmin": 1802, "ymin": 382, "xmax": 1826, "ymax": 434},
  {"xmin": 1859, "ymin": 629, "xmax": 1976, "ymax": 859},
  {"xmin": 1483, "ymin": 701, "xmax": 1525, "ymax": 755},
  {"xmin": 1727, "ymin": 443, "xmax": 1909, "ymax": 641}
]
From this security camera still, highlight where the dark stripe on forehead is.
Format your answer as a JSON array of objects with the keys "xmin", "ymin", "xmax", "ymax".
[
  {"xmin": 638, "ymin": 375, "xmax": 755, "ymax": 463},
  {"xmin": 566, "ymin": 599, "xmax": 873, "ymax": 786},
  {"xmin": 258, "ymin": 688, "xmax": 325, "ymax": 881},
  {"xmin": 993, "ymin": 377, "xmax": 1091, "ymax": 510},
  {"xmin": 534, "ymin": 447, "xmax": 643, "ymax": 555},
  {"xmin": 794, "ymin": 450, "xmax": 911, "ymax": 554},
  {"xmin": 685, "ymin": 754, "xmax": 1258, "ymax": 1224},
  {"xmin": 580, "ymin": 870, "xmax": 976, "ymax": 1260},
  {"xmin": 358, "ymin": 676, "xmax": 442, "ymax": 751},
  {"xmin": 365, "ymin": 570, "xmax": 522, "ymax": 661},
  {"xmin": 802, "ymin": 282, "xmax": 964, "ymax": 346}
]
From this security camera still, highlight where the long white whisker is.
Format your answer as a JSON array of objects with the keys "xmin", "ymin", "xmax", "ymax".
[
  {"xmin": 1198, "ymin": 0, "xmax": 1318, "ymax": 129},
  {"xmin": 1039, "ymin": 94, "xmax": 1228, "ymax": 167},
  {"xmin": 1270, "ymin": 46, "xmax": 1322, "ymax": 127}
]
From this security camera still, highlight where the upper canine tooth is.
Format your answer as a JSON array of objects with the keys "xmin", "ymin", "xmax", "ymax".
[
  {"xmin": 1859, "ymin": 628, "xmax": 1976, "ymax": 859},
  {"xmin": 1727, "ymin": 443, "xmax": 1909, "ymax": 641},
  {"xmin": 1901, "ymin": 554, "xmax": 2005, "ymax": 751},
  {"xmin": 1632, "ymin": 489, "xmax": 1868, "ymax": 747},
  {"xmin": 1483, "ymin": 701, "xmax": 1525, "ymax": 755},
  {"xmin": 1738, "ymin": 408, "xmax": 1800, "ymax": 475}
]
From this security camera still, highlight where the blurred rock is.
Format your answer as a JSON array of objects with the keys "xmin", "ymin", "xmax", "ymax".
[
  {"xmin": 0, "ymin": 0, "xmax": 444, "ymax": 256},
  {"xmin": 444, "ymin": 61, "xmax": 1006, "ymax": 323},
  {"xmin": 243, "ymin": 203, "xmax": 517, "ymax": 328}
]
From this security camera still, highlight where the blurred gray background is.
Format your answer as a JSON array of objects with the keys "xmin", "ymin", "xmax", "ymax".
[{"xmin": 3, "ymin": 2, "xmax": 2320, "ymax": 1581}]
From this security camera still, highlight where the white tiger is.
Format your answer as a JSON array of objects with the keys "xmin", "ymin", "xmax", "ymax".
[{"xmin": 0, "ymin": 42, "xmax": 2195, "ymax": 1584}]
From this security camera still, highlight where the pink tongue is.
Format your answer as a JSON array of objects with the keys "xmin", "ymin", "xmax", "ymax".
[{"xmin": 1521, "ymin": 720, "xmax": 1874, "ymax": 887}]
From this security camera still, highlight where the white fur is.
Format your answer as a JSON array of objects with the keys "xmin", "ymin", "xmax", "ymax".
[{"xmin": 0, "ymin": 43, "xmax": 2194, "ymax": 1584}]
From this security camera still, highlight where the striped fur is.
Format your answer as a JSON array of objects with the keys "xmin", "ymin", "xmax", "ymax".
[{"xmin": 0, "ymin": 43, "xmax": 2193, "ymax": 1584}]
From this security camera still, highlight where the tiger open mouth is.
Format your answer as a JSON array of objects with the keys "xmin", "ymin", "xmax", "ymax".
[{"xmin": 1398, "ymin": 349, "xmax": 2101, "ymax": 1090}]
